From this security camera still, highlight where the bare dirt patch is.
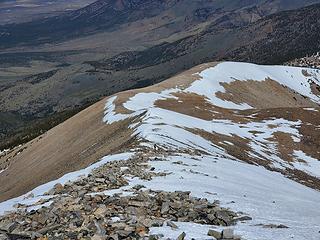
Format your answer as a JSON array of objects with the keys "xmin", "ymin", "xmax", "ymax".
[
  {"xmin": 112, "ymin": 62, "xmax": 218, "ymax": 114},
  {"xmin": 216, "ymin": 79, "xmax": 318, "ymax": 109}
]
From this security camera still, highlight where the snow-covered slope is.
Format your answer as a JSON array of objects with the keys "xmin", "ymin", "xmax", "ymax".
[
  {"xmin": 101, "ymin": 62, "xmax": 320, "ymax": 239},
  {"xmin": 1, "ymin": 62, "xmax": 320, "ymax": 240}
]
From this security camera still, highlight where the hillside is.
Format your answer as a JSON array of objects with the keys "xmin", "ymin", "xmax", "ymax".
[
  {"xmin": 1, "ymin": 2, "xmax": 320, "ymax": 151},
  {"xmin": 1, "ymin": 62, "xmax": 320, "ymax": 239},
  {"xmin": 1, "ymin": 0, "xmax": 319, "ymax": 48}
]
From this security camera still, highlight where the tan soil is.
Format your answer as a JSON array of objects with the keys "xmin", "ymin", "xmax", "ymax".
[
  {"xmin": 216, "ymin": 78, "xmax": 318, "ymax": 109},
  {"xmin": 155, "ymin": 92, "xmax": 252, "ymax": 123}
]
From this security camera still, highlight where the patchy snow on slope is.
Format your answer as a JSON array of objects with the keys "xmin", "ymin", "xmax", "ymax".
[
  {"xmin": 292, "ymin": 150, "xmax": 320, "ymax": 178},
  {"xmin": 105, "ymin": 92, "xmax": 303, "ymax": 169},
  {"xmin": 0, "ymin": 152, "xmax": 134, "ymax": 216},
  {"xmin": 104, "ymin": 96, "xmax": 137, "ymax": 123},
  {"xmin": 102, "ymin": 63, "xmax": 319, "ymax": 176},
  {"xmin": 100, "ymin": 62, "xmax": 320, "ymax": 239},
  {"xmin": 190, "ymin": 62, "xmax": 320, "ymax": 109}
]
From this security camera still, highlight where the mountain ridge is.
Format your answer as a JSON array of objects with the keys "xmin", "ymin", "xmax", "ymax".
[
  {"xmin": 1, "ymin": 1, "xmax": 320, "ymax": 165},
  {"xmin": 1, "ymin": 61, "xmax": 320, "ymax": 239}
]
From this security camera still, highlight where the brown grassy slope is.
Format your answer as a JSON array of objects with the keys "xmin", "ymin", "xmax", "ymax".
[
  {"xmin": 0, "ymin": 63, "xmax": 216, "ymax": 203},
  {"xmin": 0, "ymin": 99, "xmax": 136, "ymax": 202}
]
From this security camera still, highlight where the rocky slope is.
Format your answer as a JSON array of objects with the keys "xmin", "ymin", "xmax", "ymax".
[
  {"xmin": 286, "ymin": 52, "xmax": 320, "ymax": 69},
  {"xmin": 1, "ymin": 62, "xmax": 320, "ymax": 239}
]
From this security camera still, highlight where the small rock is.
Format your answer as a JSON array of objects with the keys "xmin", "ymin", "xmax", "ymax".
[
  {"xmin": 277, "ymin": 224, "xmax": 289, "ymax": 229},
  {"xmin": 0, "ymin": 234, "xmax": 9, "ymax": 240},
  {"xmin": 94, "ymin": 220, "xmax": 106, "ymax": 235},
  {"xmin": 31, "ymin": 231, "xmax": 43, "ymax": 238},
  {"xmin": 10, "ymin": 230, "xmax": 32, "ymax": 237},
  {"xmin": 177, "ymin": 232, "xmax": 186, "ymax": 240},
  {"xmin": 34, "ymin": 212, "xmax": 48, "ymax": 225},
  {"xmin": 149, "ymin": 234, "xmax": 164, "ymax": 240},
  {"xmin": 117, "ymin": 230, "xmax": 132, "ymax": 237},
  {"xmin": 136, "ymin": 226, "xmax": 147, "ymax": 237},
  {"xmin": 95, "ymin": 178, "xmax": 106, "ymax": 183},
  {"xmin": 262, "ymin": 224, "xmax": 289, "ymax": 229},
  {"xmin": 133, "ymin": 185, "xmax": 145, "ymax": 191},
  {"xmin": 108, "ymin": 234, "xmax": 119, "ymax": 240},
  {"xmin": 167, "ymin": 221, "xmax": 178, "ymax": 229},
  {"xmin": 161, "ymin": 202, "xmax": 170, "ymax": 214},
  {"xmin": 207, "ymin": 214, "xmax": 216, "ymax": 221},
  {"xmin": 151, "ymin": 219, "xmax": 164, "ymax": 227},
  {"xmin": 222, "ymin": 228, "xmax": 234, "ymax": 239},
  {"xmin": 36, "ymin": 237, "xmax": 48, "ymax": 240},
  {"xmin": 216, "ymin": 210, "xmax": 233, "ymax": 226},
  {"xmin": 91, "ymin": 234, "xmax": 106, "ymax": 240},
  {"xmin": 37, "ymin": 224, "xmax": 61, "ymax": 234},
  {"xmin": 129, "ymin": 201, "xmax": 145, "ymax": 207},
  {"xmin": 25, "ymin": 192, "xmax": 35, "ymax": 199},
  {"xmin": 124, "ymin": 226, "xmax": 135, "ymax": 232},
  {"xmin": 207, "ymin": 229, "xmax": 222, "ymax": 239},
  {"xmin": 94, "ymin": 205, "xmax": 108, "ymax": 217},
  {"xmin": 52, "ymin": 183, "xmax": 64, "ymax": 194},
  {"xmin": 0, "ymin": 221, "xmax": 17, "ymax": 233},
  {"xmin": 234, "ymin": 216, "xmax": 252, "ymax": 222}
]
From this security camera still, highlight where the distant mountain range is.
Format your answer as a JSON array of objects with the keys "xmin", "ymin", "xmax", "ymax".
[
  {"xmin": 1, "ymin": 0, "xmax": 320, "ymax": 47},
  {"xmin": 0, "ymin": 0, "xmax": 96, "ymax": 25}
]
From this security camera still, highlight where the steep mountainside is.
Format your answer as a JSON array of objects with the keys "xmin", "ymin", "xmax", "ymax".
[
  {"xmin": 1, "ymin": 62, "xmax": 320, "ymax": 239},
  {"xmin": 96, "ymin": 3, "xmax": 320, "ymax": 71},
  {"xmin": 222, "ymin": 4, "xmax": 320, "ymax": 63}
]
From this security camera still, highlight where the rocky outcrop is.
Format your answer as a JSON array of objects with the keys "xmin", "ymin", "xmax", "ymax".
[
  {"xmin": 286, "ymin": 52, "xmax": 320, "ymax": 69},
  {"xmin": 0, "ymin": 152, "xmax": 245, "ymax": 239}
]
